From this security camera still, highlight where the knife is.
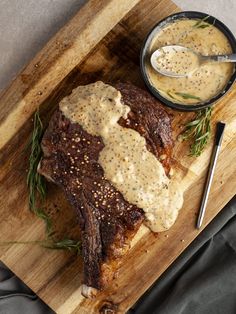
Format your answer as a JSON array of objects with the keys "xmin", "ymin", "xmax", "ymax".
[{"xmin": 197, "ymin": 121, "xmax": 226, "ymax": 229}]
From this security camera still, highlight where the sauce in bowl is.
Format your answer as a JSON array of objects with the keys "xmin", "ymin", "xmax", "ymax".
[{"xmin": 145, "ymin": 18, "xmax": 234, "ymax": 105}]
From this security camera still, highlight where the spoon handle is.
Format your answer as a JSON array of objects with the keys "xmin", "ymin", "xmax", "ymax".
[{"xmin": 207, "ymin": 54, "xmax": 236, "ymax": 62}]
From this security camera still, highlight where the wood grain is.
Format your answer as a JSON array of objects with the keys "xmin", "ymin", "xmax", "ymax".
[
  {"xmin": 0, "ymin": 0, "xmax": 236, "ymax": 313},
  {"xmin": 0, "ymin": 0, "xmax": 140, "ymax": 149}
]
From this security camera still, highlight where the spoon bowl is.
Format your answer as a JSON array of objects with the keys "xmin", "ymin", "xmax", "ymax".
[
  {"xmin": 151, "ymin": 45, "xmax": 236, "ymax": 78},
  {"xmin": 150, "ymin": 45, "xmax": 200, "ymax": 77}
]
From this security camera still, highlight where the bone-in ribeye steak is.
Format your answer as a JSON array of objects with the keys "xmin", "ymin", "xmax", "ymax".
[{"xmin": 38, "ymin": 82, "xmax": 173, "ymax": 296}]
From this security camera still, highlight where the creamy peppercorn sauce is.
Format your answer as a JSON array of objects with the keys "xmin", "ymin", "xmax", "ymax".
[
  {"xmin": 59, "ymin": 81, "xmax": 183, "ymax": 232},
  {"xmin": 155, "ymin": 47, "xmax": 200, "ymax": 76},
  {"xmin": 146, "ymin": 19, "xmax": 234, "ymax": 105}
]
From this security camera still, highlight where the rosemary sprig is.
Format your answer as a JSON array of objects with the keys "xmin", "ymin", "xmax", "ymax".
[
  {"xmin": 167, "ymin": 91, "xmax": 177, "ymax": 100},
  {"xmin": 43, "ymin": 238, "xmax": 81, "ymax": 255},
  {"xmin": 175, "ymin": 92, "xmax": 201, "ymax": 101},
  {"xmin": 196, "ymin": 24, "xmax": 210, "ymax": 29},
  {"xmin": 26, "ymin": 110, "xmax": 81, "ymax": 254},
  {"xmin": 27, "ymin": 110, "xmax": 52, "ymax": 234},
  {"xmin": 179, "ymin": 107, "xmax": 212, "ymax": 157},
  {"xmin": 0, "ymin": 239, "xmax": 81, "ymax": 255},
  {"xmin": 193, "ymin": 15, "xmax": 210, "ymax": 29}
]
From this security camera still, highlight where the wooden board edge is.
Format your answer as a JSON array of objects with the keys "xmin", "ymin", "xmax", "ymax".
[{"xmin": 0, "ymin": 0, "xmax": 141, "ymax": 150}]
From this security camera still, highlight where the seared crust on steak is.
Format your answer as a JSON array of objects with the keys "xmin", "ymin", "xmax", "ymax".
[
  {"xmin": 115, "ymin": 82, "xmax": 173, "ymax": 174},
  {"xmin": 38, "ymin": 82, "xmax": 173, "ymax": 293}
]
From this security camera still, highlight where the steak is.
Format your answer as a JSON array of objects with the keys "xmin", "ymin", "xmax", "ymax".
[{"xmin": 38, "ymin": 82, "xmax": 173, "ymax": 297}]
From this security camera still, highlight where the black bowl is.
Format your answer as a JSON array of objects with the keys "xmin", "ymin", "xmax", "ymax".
[{"xmin": 140, "ymin": 11, "xmax": 236, "ymax": 111}]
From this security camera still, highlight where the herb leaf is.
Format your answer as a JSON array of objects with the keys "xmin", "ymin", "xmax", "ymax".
[
  {"xmin": 43, "ymin": 238, "xmax": 81, "ymax": 255},
  {"xmin": 175, "ymin": 92, "xmax": 202, "ymax": 101},
  {"xmin": 196, "ymin": 24, "xmax": 210, "ymax": 29},
  {"xmin": 179, "ymin": 107, "xmax": 212, "ymax": 157},
  {"xmin": 167, "ymin": 91, "xmax": 178, "ymax": 100},
  {"xmin": 25, "ymin": 110, "xmax": 82, "ymax": 254},
  {"xmin": 186, "ymin": 119, "xmax": 201, "ymax": 127},
  {"xmin": 193, "ymin": 15, "xmax": 210, "ymax": 29},
  {"xmin": 0, "ymin": 239, "xmax": 81, "ymax": 255},
  {"xmin": 27, "ymin": 110, "xmax": 52, "ymax": 234}
]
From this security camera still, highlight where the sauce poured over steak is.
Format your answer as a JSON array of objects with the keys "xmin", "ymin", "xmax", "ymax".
[{"xmin": 38, "ymin": 82, "xmax": 177, "ymax": 296}]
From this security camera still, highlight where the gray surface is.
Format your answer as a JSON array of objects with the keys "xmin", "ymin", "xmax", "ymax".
[
  {"xmin": 174, "ymin": 0, "xmax": 236, "ymax": 35},
  {"xmin": 0, "ymin": 0, "xmax": 86, "ymax": 92},
  {"xmin": 0, "ymin": 262, "xmax": 54, "ymax": 314}
]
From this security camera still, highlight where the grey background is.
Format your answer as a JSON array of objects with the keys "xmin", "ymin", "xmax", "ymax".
[
  {"xmin": 0, "ymin": 0, "xmax": 235, "ymax": 93},
  {"xmin": 0, "ymin": 0, "xmax": 86, "ymax": 92}
]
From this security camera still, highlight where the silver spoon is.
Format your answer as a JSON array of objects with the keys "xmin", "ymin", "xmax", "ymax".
[{"xmin": 151, "ymin": 45, "xmax": 236, "ymax": 78}]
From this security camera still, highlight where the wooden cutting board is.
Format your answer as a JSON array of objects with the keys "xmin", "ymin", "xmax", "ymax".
[{"xmin": 0, "ymin": 0, "xmax": 236, "ymax": 313}]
